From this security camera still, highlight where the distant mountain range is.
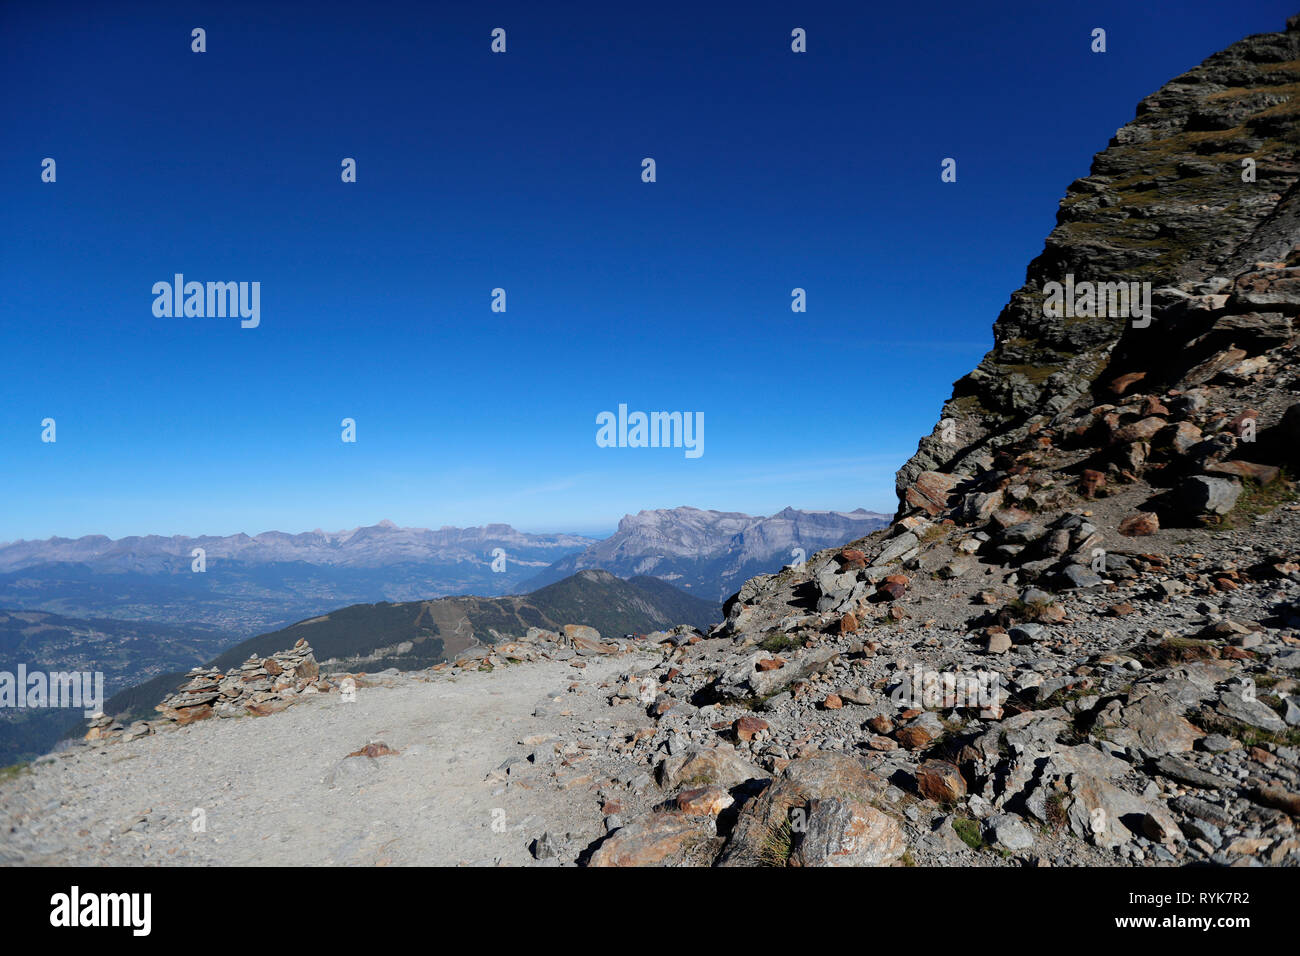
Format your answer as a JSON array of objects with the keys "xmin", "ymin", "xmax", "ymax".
[
  {"xmin": 0, "ymin": 522, "xmax": 596, "ymax": 635},
  {"xmin": 0, "ymin": 507, "xmax": 885, "ymax": 631},
  {"xmin": 522, "ymin": 506, "xmax": 891, "ymax": 599}
]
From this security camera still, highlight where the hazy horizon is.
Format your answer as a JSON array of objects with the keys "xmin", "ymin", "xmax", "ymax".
[{"xmin": 0, "ymin": 501, "xmax": 894, "ymax": 545}]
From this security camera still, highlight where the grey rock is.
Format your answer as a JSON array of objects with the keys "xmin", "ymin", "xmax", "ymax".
[
  {"xmin": 1059, "ymin": 565, "xmax": 1104, "ymax": 589},
  {"xmin": 1179, "ymin": 476, "xmax": 1242, "ymax": 516},
  {"xmin": 986, "ymin": 813, "xmax": 1035, "ymax": 851},
  {"xmin": 1216, "ymin": 691, "xmax": 1287, "ymax": 732},
  {"xmin": 1009, "ymin": 623, "xmax": 1046, "ymax": 644},
  {"xmin": 1149, "ymin": 755, "xmax": 1229, "ymax": 790},
  {"xmin": 872, "ymin": 532, "xmax": 919, "ymax": 568}
]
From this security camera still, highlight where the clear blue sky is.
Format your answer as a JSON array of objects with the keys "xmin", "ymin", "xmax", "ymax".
[{"xmin": 1, "ymin": 0, "xmax": 1291, "ymax": 540}]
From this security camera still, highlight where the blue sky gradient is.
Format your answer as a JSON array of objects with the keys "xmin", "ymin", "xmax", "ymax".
[{"xmin": 2, "ymin": 0, "xmax": 1293, "ymax": 539}]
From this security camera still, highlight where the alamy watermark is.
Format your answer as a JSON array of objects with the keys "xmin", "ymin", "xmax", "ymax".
[
  {"xmin": 891, "ymin": 664, "xmax": 1002, "ymax": 709},
  {"xmin": 596, "ymin": 404, "xmax": 703, "ymax": 459},
  {"xmin": 0, "ymin": 666, "xmax": 104, "ymax": 717},
  {"xmin": 50, "ymin": 886, "xmax": 150, "ymax": 936},
  {"xmin": 152, "ymin": 274, "xmax": 260, "ymax": 328},
  {"xmin": 1042, "ymin": 274, "xmax": 1151, "ymax": 328}
]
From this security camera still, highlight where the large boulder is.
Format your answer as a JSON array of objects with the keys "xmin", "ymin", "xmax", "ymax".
[
  {"xmin": 586, "ymin": 812, "xmax": 717, "ymax": 867},
  {"xmin": 1178, "ymin": 475, "xmax": 1242, "ymax": 516},
  {"xmin": 904, "ymin": 471, "xmax": 958, "ymax": 516},
  {"xmin": 657, "ymin": 747, "xmax": 766, "ymax": 792},
  {"xmin": 563, "ymin": 624, "xmax": 618, "ymax": 655},
  {"xmin": 717, "ymin": 752, "xmax": 908, "ymax": 867},
  {"xmin": 718, "ymin": 646, "xmax": 839, "ymax": 700}
]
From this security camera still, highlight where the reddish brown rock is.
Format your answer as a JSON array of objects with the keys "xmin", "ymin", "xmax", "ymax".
[
  {"xmin": 837, "ymin": 548, "xmax": 868, "ymax": 569},
  {"xmin": 894, "ymin": 726, "xmax": 933, "ymax": 750},
  {"xmin": 587, "ymin": 812, "xmax": 715, "ymax": 866},
  {"xmin": 991, "ymin": 507, "xmax": 1032, "ymax": 529},
  {"xmin": 174, "ymin": 704, "xmax": 213, "ymax": 725},
  {"xmin": 1253, "ymin": 786, "xmax": 1300, "ymax": 817},
  {"xmin": 1207, "ymin": 460, "xmax": 1280, "ymax": 484},
  {"xmin": 866, "ymin": 715, "xmax": 894, "ymax": 735},
  {"xmin": 1110, "ymin": 372, "xmax": 1147, "ymax": 396},
  {"xmin": 1228, "ymin": 409, "xmax": 1259, "ymax": 436},
  {"xmin": 1080, "ymin": 469, "xmax": 1106, "ymax": 498},
  {"xmin": 916, "ymin": 760, "xmax": 967, "ymax": 803},
  {"xmin": 905, "ymin": 471, "xmax": 958, "ymax": 516},
  {"xmin": 348, "ymin": 741, "xmax": 398, "ymax": 758},
  {"xmin": 822, "ymin": 694, "xmax": 843, "ymax": 710},
  {"xmin": 876, "ymin": 576, "xmax": 908, "ymax": 602},
  {"xmin": 1113, "ymin": 416, "xmax": 1168, "ymax": 444},
  {"xmin": 756, "ymin": 657, "xmax": 785, "ymax": 672},
  {"xmin": 1037, "ymin": 604, "xmax": 1067, "ymax": 623},
  {"xmin": 675, "ymin": 785, "xmax": 734, "ymax": 816},
  {"xmin": 839, "ymin": 612, "xmax": 859, "ymax": 635},
  {"xmin": 1119, "ymin": 512, "xmax": 1159, "ymax": 536},
  {"xmin": 1141, "ymin": 396, "xmax": 1170, "ymax": 417},
  {"xmin": 734, "ymin": 716, "xmax": 769, "ymax": 742}
]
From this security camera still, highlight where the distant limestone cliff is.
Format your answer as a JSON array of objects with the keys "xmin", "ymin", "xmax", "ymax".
[{"xmin": 524, "ymin": 506, "xmax": 890, "ymax": 599}]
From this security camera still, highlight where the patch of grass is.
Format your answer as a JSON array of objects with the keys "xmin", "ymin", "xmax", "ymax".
[
  {"xmin": 1001, "ymin": 363, "xmax": 1064, "ymax": 385},
  {"xmin": 679, "ymin": 771, "xmax": 719, "ymax": 788},
  {"xmin": 948, "ymin": 394, "xmax": 990, "ymax": 417},
  {"xmin": 898, "ymin": 849, "xmax": 917, "ymax": 867},
  {"xmin": 952, "ymin": 816, "xmax": 985, "ymax": 851},
  {"xmin": 759, "ymin": 631, "xmax": 808, "ymax": 654},
  {"xmin": 1036, "ymin": 685, "xmax": 1094, "ymax": 711},
  {"xmin": 1140, "ymin": 636, "xmax": 1219, "ymax": 666},
  {"xmin": 1223, "ymin": 471, "xmax": 1297, "ymax": 529},
  {"xmin": 1198, "ymin": 712, "xmax": 1300, "ymax": 749},
  {"xmin": 1045, "ymin": 792, "xmax": 1067, "ymax": 832},
  {"xmin": 0, "ymin": 762, "xmax": 31, "ymax": 783},
  {"xmin": 920, "ymin": 524, "xmax": 951, "ymax": 543},
  {"xmin": 759, "ymin": 817, "xmax": 795, "ymax": 867},
  {"xmin": 1008, "ymin": 597, "xmax": 1060, "ymax": 623}
]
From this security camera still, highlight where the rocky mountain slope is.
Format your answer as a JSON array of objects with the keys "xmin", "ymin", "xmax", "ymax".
[
  {"xmin": 524, "ymin": 506, "xmax": 890, "ymax": 599},
  {"xmin": 205, "ymin": 569, "xmax": 718, "ymax": 674}
]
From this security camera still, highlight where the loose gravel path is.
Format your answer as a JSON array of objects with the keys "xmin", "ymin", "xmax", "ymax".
[{"xmin": 0, "ymin": 653, "xmax": 656, "ymax": 866}]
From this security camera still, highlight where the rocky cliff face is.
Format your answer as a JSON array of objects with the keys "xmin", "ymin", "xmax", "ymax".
[{"xmin": 898, "ymin": 16, "xmax": 1300, "ymax": 506}]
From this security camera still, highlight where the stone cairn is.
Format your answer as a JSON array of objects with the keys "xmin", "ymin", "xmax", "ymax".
[{"xmin": 156, "ymin": 638, "xmax": 328, "ymax": 725}]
